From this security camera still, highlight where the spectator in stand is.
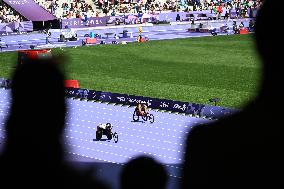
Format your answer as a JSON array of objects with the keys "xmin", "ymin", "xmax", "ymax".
[
  {"xmin": 239, "ymin": 21, "xmax": 245, "ymax": 29},
  {"xmin": 233, "ymin": 21, "xmax": 239, "ymax": 34},
  {"xmin": 0, "ymin": 2, "xmax": 25, "ymax": 23},
  {"xmin": 182, "ymin": 1, "xmax": 282, "ymax": 189},
  {"xmin": 224, "ymin": 11, "xmax": 229, "ymax": 19},
  {"xmin": 111, "ymin": 9, "xmax": 115, "ymax": 16},
  {"xmin": 248, "ymin": 19, "xmax": 255, "ymax": 32},
  {"xmin": 104, "ymin": 0, "xmax": 108, "ymax": 8},
  {"xmin": 176, "ymin": 13, "xmax": 181, "ymax": 21},
  {"xmin": 0, "ymin": 58, "xmax": 109, "ymax": 189},
  {"xmin": 2, "ymin": 0, "xmax": 262, "ymax": 23},
  {"xmin": 29, "ymin": 0, "xmax": 265, "ymax": 19},
  {"xmin": 217, "ymin": 4, "xmax": 223, "ymax": 19}
]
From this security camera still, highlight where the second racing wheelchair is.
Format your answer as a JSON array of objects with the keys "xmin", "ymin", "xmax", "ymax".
[
  {"xmin": 95, "ymin": 123, "xmax": 118, "ymax": 143},
  {"xmin": 133, "ymin": 103, "xmax": 154, "ymax": 123}
]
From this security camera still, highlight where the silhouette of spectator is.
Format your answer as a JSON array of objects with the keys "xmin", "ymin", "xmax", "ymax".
[
  {"xmin": 182, "ymin": 0, "xmax": 282, "ymax": 188},
  {"xmin": 121, "ymin": 156, "xmax": 168, "ymax": 189},
  {"xmin": 0, "ymin": 57, "xmax": 108, "ymax": 189}
]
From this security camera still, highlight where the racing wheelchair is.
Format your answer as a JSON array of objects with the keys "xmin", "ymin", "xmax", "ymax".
[
  {"xmin": 133, "ymin": 111, "xmax": 154, "ymax": 123},
  {"xmin": 96, "ymin": 123, "xmax": 118, "ymax": 143}
]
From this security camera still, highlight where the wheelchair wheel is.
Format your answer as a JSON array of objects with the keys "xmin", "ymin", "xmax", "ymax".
[
  {"xmin": 142, "ymin": 114, "xmax": 148, "ymax": 121},
  {"xmin": 133, "ymin": 111, "xmax": 139, "ymax": 122},
  {"xmin": 113, "ymin": 132, "xmax": 118, "ymax": 143},
  {"xmin": 96, "ymin": 130, "xmax": 102, "ymax": 140},
  {"xmin": 107, "ymin": 132, "xmax": 112, "ymax": 140},
  {"xmin": 148, "ymin": 114, "xmax": 154, "ymax": 123}
]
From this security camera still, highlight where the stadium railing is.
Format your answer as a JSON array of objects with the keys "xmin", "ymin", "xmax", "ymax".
[
  {"xmin": 0, "ymin": 76, "xmax": 239, "ymax": 119},
  {"xmin": 64, "ymin": 87, "xmax": 239, "ymax": 119}
]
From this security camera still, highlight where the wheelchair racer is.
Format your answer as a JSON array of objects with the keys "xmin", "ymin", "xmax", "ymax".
[
  {"xmin": 97, "ymin": 123, "xmax": 112, "ymax": 130},
  {"xmin": 135, "ymin": 103, "xmax": 148, "ymax": 116}
]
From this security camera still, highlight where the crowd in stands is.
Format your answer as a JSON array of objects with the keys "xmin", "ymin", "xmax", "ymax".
[
  {"xmin": 31, "ymin": 0, "xmax": 265, "ymax": 19},
  {"xmin": 91, "ymin": 0, "xmax": 264, "ymax": 17},
  {"xmin": 0, "ymin": 2, "xmax": 25, "ymax": 23},
  {"xmin": 1, "ymin": 0, "xmax": 263, "ymax": 24},
  {"xmin": 34, "ymin": 0, "xmax": 97, "ymax": 19}
]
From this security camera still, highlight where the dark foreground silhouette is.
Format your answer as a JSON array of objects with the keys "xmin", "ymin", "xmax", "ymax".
[
  {"xmin": 182, "ymin": 1, "xmax": 283, "ymax": 188},
  {"xmin": 121, "ymin": 156, "xmax": 168, "ymax": 189},
  {"xmin": 0, "ymin": 59, "xmax": 108, "ymax": 189}
]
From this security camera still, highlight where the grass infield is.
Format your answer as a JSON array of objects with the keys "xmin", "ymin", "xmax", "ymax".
[{"xmin": 0, "ymin": 35, "xmax": 261, "ymax": 108}]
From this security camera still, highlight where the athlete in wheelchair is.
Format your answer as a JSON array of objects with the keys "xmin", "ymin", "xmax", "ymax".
[
  {"xmin": 133, "ymin": 103, "xmax": 154, "ymax": 123},
  {"xmin": 96, "ymin": 123, "xmax": 118, "ymax": 143}
]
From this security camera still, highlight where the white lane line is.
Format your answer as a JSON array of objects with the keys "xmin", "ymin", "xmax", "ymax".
[
  {"xmin": 69, "ymin": 111, "xmax": 188, "ymax": 134},
  {"xmin": 67, "ymin": 151, "xmax": 124, "ymax": 165},
  {"xmin": 66, "ymin": 123, "xmax": 186, "ymax": 148},
  {"xmin": 119, "ymin": 139, "xmax": 183, "ymax": 161},
  {"xmin": 65, "ymin": 135, "xmax": 183, "ymax": 162},
  {"xmin": 169, "ymin": 174, "xmax": 182, "ymax": 179},
  {"xmin": 65, "ymin": 142, "xmax": 132, "ymax": 159},
  {"xmin": 165, "ymin": 164, "xmax": 183, "ymax": 170},
  {"xmin": 68, "ymin": 126, "xmax": 186, "ymax": 143}
]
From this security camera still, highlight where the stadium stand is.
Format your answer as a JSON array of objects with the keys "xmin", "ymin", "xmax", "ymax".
[
  {"xmin": 1, "ymin": 0, "xmax": 264, "ymax": 26},
  {"xmin": 34, "ymin": 0, "xmax": 97, "ymax": 19},
  {"xmin": 0, "ymin": 0, "xmax": 263, "ymax": 52},
  {"xmin": 90, "ymin": 0, "xmax": 263, "ymax": 17},
  {"xmin": 0, "ymin": 2, "xmax": 25, "ymax": 23}
]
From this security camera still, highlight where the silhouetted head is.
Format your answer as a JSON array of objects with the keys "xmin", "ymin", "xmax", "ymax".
[
  {"xmin": 121, "ymin": 156, "xmax": 168, "ymax": 189},
  {"xmin": 5, "ymin": 57, "xmax": 66, "ymax": 145}
]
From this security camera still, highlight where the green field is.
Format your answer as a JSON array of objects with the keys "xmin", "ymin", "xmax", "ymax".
[{"xmin": 0, "ymin": 35, "xmax": 261, "ymax": 108}]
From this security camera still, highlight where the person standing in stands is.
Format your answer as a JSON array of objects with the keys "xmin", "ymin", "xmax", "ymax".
[
  {"xmin": 224, "ymin": 11, "xmax": 229, "ymax": 19},
  {"xmin": 249, "ymin": 19, "xmax": 255, "ymax": 32},
  {"xmin": 182, "ymin": 0, "xmax": 282, "ymax": 188},
  {"xmin": 0, "ymin": 57, "xmax": 109, "ymax": 189},
  {"xmin": 239, "ymin": 21, "xmax": 244, "ymax": 29},
  {"xmin": 233, "ymin": 21, "xmax": 239, "ymax": 34},
  {"xmin": 176, "ymin": 13, "xmax": 181, "ymax": 21}
]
